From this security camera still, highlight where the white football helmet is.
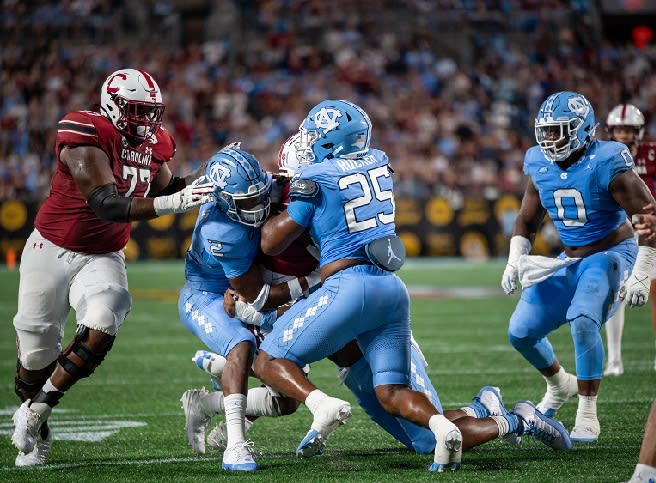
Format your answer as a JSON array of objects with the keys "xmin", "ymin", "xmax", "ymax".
[
  {"xmin": 606, "ymin": 103, "xmax": 645, "ymax": 144},
  {"xmin": 100, "ymin": 69, "xmax": 165, "ymax": 143},
  {"xmin": 277, "ymin": 133, "xmax": 303, "ymax": 176}
]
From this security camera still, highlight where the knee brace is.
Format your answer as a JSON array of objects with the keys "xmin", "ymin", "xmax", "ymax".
[
  {"xmin": 58, "ymin": 325, "xmax": 116, "ymax": 380},
  {"xmin": 14, "ymin": 360, "xmax": 56, "ymax": 402}
]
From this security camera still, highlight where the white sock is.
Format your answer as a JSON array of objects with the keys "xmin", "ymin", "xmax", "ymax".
[
  {"xmin": 202, "ymin": 392, "xmax": 224, "ymax": 415},
  {"xmin": 29, "ymin": 379, "xmax": 60, "ymax": 417},
  {"xmin": 204, "ymin": 388, "xmax": 281, "ymax": 417},
  {"xmin": 460, "ymin": 407, "xmax": 477, "ymax": 418},
  {"xmin": 632, "ymin": 464, "xmax": 656, "ymax": 481},
  {"xmin": 245, "ymin": 386, "xmax": 280, "ymax": 417},
  {"xmin": 224, "ymin": 393, "xmax": 247, "ymax": 447},
  {"xmin": 605, "ymin": 307, "xmax": 624, "ymax": 364},
  {"xmin": 545, "ymin": 366, "xmax": 570, "ymax": 388},
  {"xmin": 305, "ymin": 389, "xmax": 328, "ymax": 415},
  {"xmin": 576, "ymin": 394, "xmax": 598, "ymax": 422}
]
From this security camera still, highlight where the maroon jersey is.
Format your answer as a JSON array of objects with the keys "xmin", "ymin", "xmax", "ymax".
[
  {"xmin": 634, "ymin": 141, "xmax": 656, "ymax": 198},
  {"xmin": 35, "ymin": 111, "xmax": 176, "ymax": 253},
  {"xmin": 259, "ymin": 181, "xmax": 319, "ymax": 276}
]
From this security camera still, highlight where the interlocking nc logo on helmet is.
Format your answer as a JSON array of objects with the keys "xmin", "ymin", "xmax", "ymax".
[
  {"xmin": 568, "ymin": 96, "xmax": 590, "ymax": 119},
  {"xmin": 208, "ymin": 162, "xmax": 231, "ymax": 189},
  {"xmin": 313, "ymin": 107, "xmax": 342, "ymax": 133}
]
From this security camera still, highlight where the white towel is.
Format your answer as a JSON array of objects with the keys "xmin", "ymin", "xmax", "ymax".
[{"xmin": 518, "ymin": 254, "xmax": 580, "ymax": 288}]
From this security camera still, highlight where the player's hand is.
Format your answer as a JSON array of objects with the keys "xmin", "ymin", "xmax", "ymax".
[
  {"xmin": 153, "ymin": 179, "xmax": 214, "ymax": 215},
  {"xmin": 223, "ymin": 288, "xmax": 239, "ymax": 316},
  {"xmin": 501, "ymin": 263, "xmax": 519, "ymax": 295},
  {"xmin": 270, "ymin": 173, "xmax": 287, "ymax": 204},
  {"xmin": 620, "ymin": 271, "xmax": 651, "ymax": 307}
]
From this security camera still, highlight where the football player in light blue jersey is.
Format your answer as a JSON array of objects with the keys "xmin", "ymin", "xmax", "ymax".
[
  {"xmin": 252, "ymin": 100, "xmax": 551, "ymax": 472},
  {"xmin": 502, "ymin": 91, "xmax": 656, "ymax": 443},
  {"xmin": 177, "ymin": 146, "xmax": 318, "ymax": 472}
]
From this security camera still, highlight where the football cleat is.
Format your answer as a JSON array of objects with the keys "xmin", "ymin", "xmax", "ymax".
[
  {"xmin": 473, "ymin": 386, "xmax": 506, "ymax": 416},
  {"xmin": 11, "ymin": 401, "xmax": 44, "ymax": 454},
  {"xmin": 603, "ymin": 360, "xmax": 624, "ymax": 377},
  {"xmin": 570, "ymin": 416, "xmax": 600, "ymax": 443},
  {"xmin": 512, "ymin": 400, "xmax": 572, "ymax": 450},
  {"xmin": 207, "ymin": 418, "xmax": 254, "ymax": 453},
  {"xmin": 15, "ymin": 427, "xmax": 53, "ymax": 467},
  {"xmin": 180, "ymin": 389, "xmax": 211, "ymax": 454},
  {"xmin": 222, "ymin": 440, "xmax": 258, "ymax": 471},
  {"xmin": 536, "ymin": 371, "xmax": 578, "ymax": 417},
  {"xmin": 296, "ymin": 397, "xmax": 351, "ymax": 458},
  {"xmin": 429, "ymin": 427, "xmax": 462, "ymax": 472}
]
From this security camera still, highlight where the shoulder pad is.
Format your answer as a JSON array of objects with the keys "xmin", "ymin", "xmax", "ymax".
[{"xmin": 289, "ymin": 178, "xmax": 319, "ymax": 198}]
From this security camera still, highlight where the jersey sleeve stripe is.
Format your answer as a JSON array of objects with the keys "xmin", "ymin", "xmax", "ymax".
[{"xmin": 57, "ymin": 121, "xmax": 97, "ymax": 135}]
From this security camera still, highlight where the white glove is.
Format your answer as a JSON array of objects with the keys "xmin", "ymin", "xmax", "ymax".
[
  {"xmin": 501, "ymin": 263, "xmax": 519, "ymax": 295},
  {"xmin": 501, "ymin": 236, "xmax": 531, "ymax": 295},
  {"xmin": 622, "ymin": 246, "xmax": 656, "ymax": 307},
  {"xmin": 192, "ymin": 350, "xmax": 226, "ymax": 377},
  {"xmin": 153, "ymin": 179, "xmax": 214, "ymax": 215},
  {"xmin": 234, "ymin": 299, "xmax": 264, "ymax": 326}
]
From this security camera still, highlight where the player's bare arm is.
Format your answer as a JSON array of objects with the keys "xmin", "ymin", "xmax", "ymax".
[
  {"xmin": 226, "ymin": 262, "xmax": 310, "ymax": 314},
  {"xmin": 610, "ymin": 170, "xmax": 656, "ymax": 251},
  {"xmin": 512, "ymin": 179, "xmax": 546, "ymax": 241},
  {"xmin": 261, "ymin": 211, "xmax": 306, "ymax": 256},
  {"xmin": 62, "ymin": 145, "xmax": 212, "ymax": 222}
]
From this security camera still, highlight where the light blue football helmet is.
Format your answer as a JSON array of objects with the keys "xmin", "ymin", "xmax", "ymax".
[
  {"xmin": 297, "ymin": 99, "xmax": 372, "ymax": 165},
  {"xmin": 534, "ymin": 91, "xmax": 597, "ymax": 162},
  {"xmin": 205, "ymin": 148, "xmax": 271, "ymax": 227}
]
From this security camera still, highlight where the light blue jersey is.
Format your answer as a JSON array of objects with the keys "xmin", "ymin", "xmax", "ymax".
[
  {"xmin": 524, "ymin": 139, "xmax": 634, "ymax": 246},
  {"xmin": 184, "ymin": 203, "xmax": 259, "ymax": 293},
  {"xmin": 179, "ymin": 203, "xmax": 261, "ymax": 358},
  {"xmin": 261, "ymin": 148, "xmax": 413, "ymax": 388},
  {"xmin": 509, "ymin": 139, "xmax": 638, "ymax": 381},
  {"xmin": 287, "ymin": 148, "xmax": 396, "ymax": 267}
]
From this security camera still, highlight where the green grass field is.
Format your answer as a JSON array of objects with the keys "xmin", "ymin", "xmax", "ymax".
[{"xmin": 0, "ymin": 259, "xmax": 654, "ymax": 482}]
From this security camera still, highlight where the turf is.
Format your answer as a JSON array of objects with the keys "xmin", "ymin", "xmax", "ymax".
[{"xmin": 0, "ymin": 259, "xmax": 653, "ymax": 482}]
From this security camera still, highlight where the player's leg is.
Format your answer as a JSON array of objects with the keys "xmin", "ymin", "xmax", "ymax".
[
  {"xmin": 566, "ymin": 250, "xmax": 624, "ymax": 442},
  {"xmin": 351, "ymin": 270, "xmax": 459, "ymax": 471},
  {"xmin": 13, "ymin": 240, "xmax": 127, "ymax": 463},
  {"xmin": 626, "ymin": 399, "xmax": 656, "ymax": 482},
  {"xmin": 603, "ymin": 303, "xmax": 625, "ymax": 376},
  {"xmin": 507, "ymin": 274, "xmax": 577, "ymax": 418},
  {"xmin": 178, "ymin": 288, "xmax": 258, "ymax": 471},
  {"xmin": 256, "ymin": 269, "xmax": 388, "ymax": 458}
]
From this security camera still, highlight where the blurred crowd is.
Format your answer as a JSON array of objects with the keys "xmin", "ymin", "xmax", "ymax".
[{"xmin": 1, "ymin": 0, "xmax": 655, "ymax": 205}]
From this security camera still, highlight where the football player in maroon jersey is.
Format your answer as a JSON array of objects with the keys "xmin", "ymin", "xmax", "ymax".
[
  {"xmin": 604, "ymin": 104, "xmax": 656, "ymax": 376},
  {"xmin": 10, "ymin": 68, "xmax": 214, "ymax": 466}
]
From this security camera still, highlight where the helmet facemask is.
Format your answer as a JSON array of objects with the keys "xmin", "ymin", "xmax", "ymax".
[
  {"xmin": 535, "ymin": 117, "xmax": 583, "ymax": 162},
  {"xmin": 219, "ymin": 179, "xmax": 272, "ymax": 227}
]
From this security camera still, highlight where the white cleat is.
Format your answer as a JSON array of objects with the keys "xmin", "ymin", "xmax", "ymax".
[
  {"xmin": 296, "ymin": 397, "xmax": 351, "ymax": 457},
  {"xmin": 15, "ymin": 428, "xmax": 53, "ymax": 467},
  {"xmin": 429, "ymin": 427, "xmax": 462, "ymax": 472},
  {"xmin": 536, "ymin": 371, "xmax": 578, "ymax": 418},
  {"xmin": 207, "ymin": 418, "xmax": 254, "ymax": 453},
  {"xmin": 475, "ymin": 386, "xmax": 506, "ymax": 416},
  {"xmin": 570, "ymin": 417, "xmax": 600, "ymax": 443},
  {"xmin": 603, "ymin": 360, "xmax": 624, "ymax": 377},
  {"xmin": 180, "ymin": 389, "xmax": 211, "ymax": 454},
  {"xmin": 222, "ymin": 441, "xmax": 258, "ymax": 471},
  {"xmin": 11, "ymin": 401, "xmax": 43, "ymax": 454}
]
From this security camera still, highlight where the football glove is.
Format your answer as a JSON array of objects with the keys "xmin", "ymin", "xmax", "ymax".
[
  {"xmin": 501, "ymin": 236, "xmax": 531, "ymax": 295},
  {"xmin": 153, "ymin": 178, "xmax": 214, "ymax": 215}
]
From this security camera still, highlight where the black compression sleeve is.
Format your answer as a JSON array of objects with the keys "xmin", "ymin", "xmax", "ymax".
[
  {"xmin": 153, "ymin": 176, "xmax": 186, "ymax": 197},
  {"xmin": 86, "ymin": 183, "xmax": 132, "ymax": 222}
]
